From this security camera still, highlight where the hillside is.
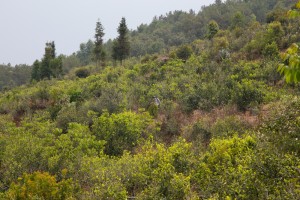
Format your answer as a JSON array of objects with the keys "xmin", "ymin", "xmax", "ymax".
[{"xmin": 0, "ymin": 0, "xmax": 300, "ymax": 199}]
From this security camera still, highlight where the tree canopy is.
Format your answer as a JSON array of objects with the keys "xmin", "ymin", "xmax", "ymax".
[
  {"xmin": 93, "ymin": 19, "xmax": 106, "ymax": 67},
  {"xmin": 112, "ymin": 17, "xmax": 130, "ymax": 64}
]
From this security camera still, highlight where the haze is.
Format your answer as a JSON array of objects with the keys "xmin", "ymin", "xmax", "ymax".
[{"xmin": 0, "ymin": 0, "xmax": 215, "ymax": 65}]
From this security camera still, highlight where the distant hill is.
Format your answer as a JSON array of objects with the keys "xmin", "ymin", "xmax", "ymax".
[{"xmin": 127, "ymin": 0, "xmax": 296, "ymax": 57}]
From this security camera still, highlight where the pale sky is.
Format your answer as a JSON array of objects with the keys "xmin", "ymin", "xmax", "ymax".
[{"xmin": 0, "ymin": 0, "xmax": 215, "ymax": 65}]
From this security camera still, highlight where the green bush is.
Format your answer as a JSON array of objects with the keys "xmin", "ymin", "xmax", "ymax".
[
  {"xmin": 175, "ymin": 45, "xmax": 193, "ymax": 61},
  {"xmin": 262, "ymin": 42, "xmax": 279, "ymax": 58},
  {"xmin": 211, "ymin": 116, "xmax": 249, "ymax": 138},
  {"xmin": 75, "ymin": 68, "xmax": 90, "ymax": 78},
  {"xmin": 260, "ymin": 96, "xmax": 300, "ymax": 154},
  {"xmin": 233, "ymin": 79, "xmax": 264, "ymax": 111},
  {"xmin": 5, "ymin": 172, "xmax": 76, "ymax": 200},
  {"xmin": 92, "ymin": 111, "xmax": 152, "ymax": 156}
]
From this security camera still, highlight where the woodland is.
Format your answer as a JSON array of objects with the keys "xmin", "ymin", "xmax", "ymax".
[{"xmin": 0, "ymin": 0, "xmax": 300, "ymax": 199}]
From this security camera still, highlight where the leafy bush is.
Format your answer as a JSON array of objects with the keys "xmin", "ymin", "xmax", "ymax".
[
  {"xmin": 211, "ymin": 116, "xmax": 249, "ymax": 138},
  {"xmin": 5, "ymin": 172, "xmax": 76, "ymax": 200},
  {"xmin": 75, "ymin": 68, "xmax": 90, "ymax": 78},
  {"xmin": 232, "ymin": 79, "xmax": 264, "ymax": 111},
  {"xmin": 92, "ymin": 111, "xmax": 152, "ymax": 156},
  {"xmin": 193, "ymin": 135, "xmax": 257, "ymax": 199},
  {"xmin": 175, "ymin": 45, "xmax": 193, "ymax": 61},
  {"xmin": 262, "ymin": 41, "xmax": 279, "ymax": 58},
  {"xmin": 260, "ymin": 96, "xmax": 300, "ymax": 154}
]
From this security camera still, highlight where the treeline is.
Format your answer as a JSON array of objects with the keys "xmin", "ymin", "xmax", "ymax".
[
  {"xmin": 0, "ymin": 64, "xmax": 31, "ymax": 91},
  {"xmin": 31, "ymin": 41, "xmax": 63, "ymax": 81},
  {"xmin": 2, "ymin": 0, "xmax": 296, "ymax": 86},
  {"xmin": 31, "ymin": 17, "xmax": 130, "ymax": 82}
]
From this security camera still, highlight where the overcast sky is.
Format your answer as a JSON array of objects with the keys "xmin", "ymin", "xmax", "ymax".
[{"xmin": 0, "ymin": 0, "xmax": 215, "ymax": 65}]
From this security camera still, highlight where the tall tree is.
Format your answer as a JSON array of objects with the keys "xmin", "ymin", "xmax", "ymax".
[
  {"xmin": 50, "ymin": 56, "xmax": 63, "ymax": 78},
  {"xmin": 50, "ymin": 41, "xmax": 56, "ymax": 59},
  {"xmin": 94, "ymin": 19, "xmax": 106, "ymax": 67},
  {"xmin": 112, "ymin": 17, "xmax": 130, "ymax": 64},
  {"xmin": 207, "ymin": 20, "xmax": 219, "ymax": 40},
  {"xmin": 31, "ymin": 60, "xmax": 41, "ymax": 81},
  {"xmin": 40, "ymin": 42, "xmax": 54, "ymax": 79},
  {"xmin": 77, "ymin": 40, "xmax": 94, "ymax": 66},
  {"xmin": 32, "ymin": 41, "xmax": 62, "ymax": 81}
]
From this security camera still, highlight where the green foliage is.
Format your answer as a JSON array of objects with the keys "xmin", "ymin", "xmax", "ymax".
[
  {"xmin": 56, "ymin": 103, "xmax": 87, "ymax": 132},
  {"xmin": 147, "ymin": 103, "xmax": 159, "ymax": 117},
  {"xmin": 5, "ymin": 171, "xmax": 75, "ymax": 200},
  {"xmin": 193, "ymin": 135, "xmax": 258, "ymax": 199},
  {"xmin": 276, "ymin": 2, "xmax": 300, "ymax": 83},
  {"xmin": 190, "ymin": 120, "xmax": 212, "ymax": 145},
  {"xmin": 262, "ymin": 41, "xmax": 279, "ymax": 58},
  {"xmin": 175, "ymin": 45, "xmax": 193, "ymax": 61},
  {"xmin": 76, "ymin": 40, "xmax": 94, "ymax": 66},
  {"xmin": 94, "ymin": 20, "xmax": 106, "ymax": 66},
  {"xmin": 46, "ymin": 123, "xmax": 105, "ymax": 175},
  {"xmin": 288, "ymin": 1, "xmax": 300, "ymax": 18},
  {"xmin": 232, "ymin": 79, "xmax": 264, "ymax": 111},
  {"xmin": 31, "ymin": 41, "xmax": 63, "ymax": 81},
  {"xmin": 0, "ymin": 121, "xmax": 54, "ymax": 191},
  {"xmin": 61, "ymin": 54, "xmax": 81, "ymax": 74},
  {"xmin": 112, "ymin": 17, "xmax": 130, "ymax": 64},
  {"xmin": 49, "ymin": 56, "xmax": 63, "ymax": 78},
  {"xmin": 92, "ymin": 111, "xmax": 152, "ymax": 156},
  {"xmin": 278, "ymin": 43, "xmax": 300, "ymax": 83},
  {"xmin": 211, "ymin": 116, "xmax": 250, "ymax": 138},
  {"xmin": 265, "ymin": 21, "xmax": 284, "ymax": 45},
  {"xmin": 0, "ymin": 64, "xmax": 31, "ymax": 91},
  {"xmin": 230, "ymin": 11, "xmax": 245, "ymax": 29},
  {"xmin": 31, "ymin": 60, "xmax": 41, "ymax": 82},
  {"xmin": 260, "ymin": 96, "xmax": 300, "ymax": 155},
  {"xmin": 1, "ymin": 1, "xmax": 300, "ymax": 199},
  {"xmin": 75, "ymin": 67, "xmax": 90, "ymax": 78},
  {"xmin": 207, "ymin": 20, "xmax": 219, "ymax": 40},
  {"xmin": 127, "ymin": 0, "xmax": 295, "ymax": 57}
]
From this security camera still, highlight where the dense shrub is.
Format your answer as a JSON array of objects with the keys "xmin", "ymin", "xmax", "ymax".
[
  {"xmin": 262, "ymin": 41, "xmax": 279, "ymax": 58},
  {"xmin": 5, "ymin": 172, "xmax": 76, "ymax": 200},
  {"xmin": 175, "ymin": 45, "xmax": 193, "ymax": 61},
  {"xmin": 75, "ymin": 68, "xmax": 90, "ymax": 78},
  {"xmin": 92, "ymin": 111, "xmax": 153, "ymax": 156},
  {"xmin": 232, "ymin": 79, "xmax": 264, "ymax": 111}
]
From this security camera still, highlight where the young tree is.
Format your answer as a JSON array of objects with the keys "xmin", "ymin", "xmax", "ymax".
[
  {"xmin": 77, "ymin": 40, "xmax": 94, "ymax": 66},
  {"xmin": 230, "ymin": 11, "xmax": 245, "ymax": 29},
  {"xmin": 40, "ymin": 42, "xmax": 54, "ymax": 79},
  {"xmin": 94, "ymin": 19, "xmax": 106, "ymax": 67},
  {"xmin": 50, "ymin": 56, "xmax": 63, "ymax": 78},
  {"xmin": 31, "ymin": 60, "xmax": 41, "ymax": 81},
  {"xmin": 32, "ymin": 41, "xmax": 62, "ymax": 80},
  {"xmin": 207, "ymin": 20, "xmax": 219, "ymax": 40},
  {"xmin": 50, "ymin": 41, "xmax": 56, "ymax": 59},
  {"xmin": 112, "ymin": 17, "xmax": 130, "ymax": 64}
]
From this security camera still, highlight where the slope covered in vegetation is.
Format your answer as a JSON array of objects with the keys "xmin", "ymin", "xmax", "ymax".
[{"xmin": 0, "ymin": 0, "xmax": 300, "ymax": 199}]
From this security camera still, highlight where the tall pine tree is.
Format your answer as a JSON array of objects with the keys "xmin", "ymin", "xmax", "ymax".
[
  {"xmin": 94, "ymin": 19, "xmax": 106, "ymax": 67},
  {"xmin": 31, "ymin": 41, "xmax": 62, "ymax": 81},
  {"xmin": 40, "ymin": 42, "xmax": 54, "ymax": 79},
  {"xmin": 112, "ymin": 17, "xmax": 130, "ymax": 64}
]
